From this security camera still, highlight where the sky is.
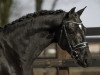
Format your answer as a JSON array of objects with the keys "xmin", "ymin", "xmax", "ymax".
[{"xmin": 9, "ymin": 0, "xmax": 100, "ymax": 27}]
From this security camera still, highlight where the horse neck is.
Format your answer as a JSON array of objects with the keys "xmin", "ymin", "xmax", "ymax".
[
  {"xmin": 2, "ymin": 13, "xmax": 65, "ymax": 52},
  {"xmin": 0, "ymin": 13, "xmax": 66, "ymax": 75},
  {"xmin": 21, "ymin": 13, "xmax": 66, "ymax": 53}
]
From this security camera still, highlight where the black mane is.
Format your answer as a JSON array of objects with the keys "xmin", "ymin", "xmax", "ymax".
[
  {"xmin": 10, "ymin": 10, "xmax": 64, "ymax": 25},
  {"xmin": 1, "ymin": 10, "xmax": 64, "ymax": 32}
]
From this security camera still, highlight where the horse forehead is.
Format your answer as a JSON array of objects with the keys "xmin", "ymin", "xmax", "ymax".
[
  {"xmin": 71, "ymin": 13, "xmax": 81, "ymax": 22},
  {"xmin": 75, "ymin": 14, "xmax": 82, "ymax": 22}
]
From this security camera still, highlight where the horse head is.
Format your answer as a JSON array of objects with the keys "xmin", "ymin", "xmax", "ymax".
[{"xmin": 57, "ymin": 7, "xmax": 90, "ymax": 67}]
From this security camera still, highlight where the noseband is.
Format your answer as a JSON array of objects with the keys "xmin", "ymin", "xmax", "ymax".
[{"xmin": 59, "ymin": 21, "xmax": 88, "ymax": 59}]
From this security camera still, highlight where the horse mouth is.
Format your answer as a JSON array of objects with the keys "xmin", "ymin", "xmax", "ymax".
[
  {"xmin": 77, "ymin": 58, "xmax": 88, "ymax": 67},
  {"xmin": 72, "ymin": 42, "xmax": 89, "ymax": 67},
  {"xmin": 72, "ymin": 52, "xmax": 88, "ymax": 67}
]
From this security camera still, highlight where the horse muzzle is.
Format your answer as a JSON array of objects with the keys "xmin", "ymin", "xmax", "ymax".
[{"xmin": 72, "ymin": 42, "xmax": 89, "ymax": 67}]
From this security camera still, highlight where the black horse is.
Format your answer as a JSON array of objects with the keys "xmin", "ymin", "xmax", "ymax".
[{"xmin": 0, "ymin": 7, "xmax": 90, "ymax": 75}]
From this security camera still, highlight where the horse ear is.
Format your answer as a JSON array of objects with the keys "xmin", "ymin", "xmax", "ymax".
[
  {"xmin": 69, "ymin": 7, "xmax": 76, "ymax": 14},
  {"xmin": 64, "ymin": 7, "xmax": 76, "ymax": 19},
  {"xmin": 77, "ymin": 6, "xmax": 87, "ymax": 16}
]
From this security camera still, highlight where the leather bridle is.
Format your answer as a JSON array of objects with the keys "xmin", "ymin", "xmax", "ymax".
[{"xmin": 59, "ymin": 20, "xmax": 88, "ymax": 60}]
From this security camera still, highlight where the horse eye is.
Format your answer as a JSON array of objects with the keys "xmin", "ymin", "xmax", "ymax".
[{"xmin": 79, "ymin": 25, "xmax": 82, "ymax": 30}]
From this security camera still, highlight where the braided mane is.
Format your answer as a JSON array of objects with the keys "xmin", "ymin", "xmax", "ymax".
[
  {"xmin": 7, "ymin": 10, "xmax": 64, "ymax": 26},
  {"xmin": 0, "ymin": 10, "xmax": 64, "ymax": 32}
]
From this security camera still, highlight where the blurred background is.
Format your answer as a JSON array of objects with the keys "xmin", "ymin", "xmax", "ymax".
[
  {"xmin": 0, "ymin": 0, "xmax": 100, "ymax": 75},
  {"xmin": 0, "ymin": 0, "xmax": 100, "ymax": 27}
]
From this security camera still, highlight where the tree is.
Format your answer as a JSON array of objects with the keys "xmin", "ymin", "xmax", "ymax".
[
  {"xmin": 0, "ymin": 0, "xmax": 12, "ymax": 27},
  {"xmin": 35, "ymin": 0, "xmax": 43, "ymax": 11},
  {"xmin": 51, "ymin": 0, "xmax": 58, "ymax": 10}
]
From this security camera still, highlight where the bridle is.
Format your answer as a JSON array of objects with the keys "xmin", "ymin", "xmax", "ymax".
[{"xmin": 59, "ymin": 20, "xmax": 88, "ymax": 60}]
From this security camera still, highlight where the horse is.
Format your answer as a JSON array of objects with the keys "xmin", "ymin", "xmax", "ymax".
[{"xmin": 0, "ymin": 7, "xmax": 90, "ymax": 75}]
